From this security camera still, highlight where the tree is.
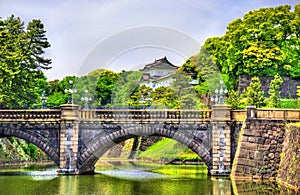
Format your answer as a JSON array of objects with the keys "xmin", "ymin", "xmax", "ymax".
[
  {"xmin": 268, "ymin": 74, "xmax": 283, "ymax": 108},
  {"xmin": 47, "ymin": 76, "xmax": 76, "ymax": 108},
  {"xmin": 0, "ymin": 15, "xmax": 51, "ymax": 108},
  {"xmin": 203, "ymin": 4, "xmax": 300, "ymax": 87},
  {"xmin": 96, "ymin": 70, "xmax": 119, "ymax": 107},
  {"xmin": 242, "ymin": 77, "xmax": 265, "ymax": 108},
  {"xmin": 170, "ymin": 72, "xmax": 201, "ymax": 109},
  {"xmin": 152, "ymin": 86, "xmax": 179, "ymax": 109},
  {"xmin": 225, "ymin": 89, "xmax": 242, "ymax": 110},
  {"xmin": 128, "ymin": 85, "xmax": 152, "ymax": 108},
  {"xmin": 112, "ymin": 71, "xmax": 142, "ymax": 108}
]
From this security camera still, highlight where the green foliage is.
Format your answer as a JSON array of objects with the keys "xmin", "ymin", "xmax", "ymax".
[
  {"xmin": 151, "ymin": 86, "xmax": 179, "ymax": 109},
  {"xmin": 112, "ymin": 71, "xmax": 142, "ymax": 108},
  {"xmin": 8, "ymin": 136, "xmax": 15, "ymax": 144},
  {"xmin": 128, "ymin": 85, "xmax": 152, "ymax": 108},
  {"xmin": 96, "ymin": 70, "xmax": 120, "ymax": 106},
  {"xmin": 137, "ymin": 138, "xmax": 201, "ymax": 162},
  {"xmin": 203, "ymin": 4, "xmax": 300, "ymax": 88},
  {"xmin": 280, "ymin": 99, "xmax": 299, "ymax": 109},
  {"xmin": 297, "ymin": 86, "xmax": 300, "ymax": 105},
  {"xmin": 0, "ymin": 15, "xmax": 51, "ymax": 108},
  {"xmin": 170, "ymin": 72, "xmax": 200, "ymax": 109},
  {"xmin": 180, "ymin": 94, "xmax": 201, "ymax": 109},
  {"xmin": 242, "ymin": 77, "xmax": 265, "ymax": 108},
  {"xmin": 47, "ymin": 76, "xmax": 75, "ymax": 108},
  {"xmin": 225, "ymin": 89, "xmax": 242, "ymax": 110},
  {"xmin": 267, "ymin": 74, "xmax": 283, "ymax": 108}
]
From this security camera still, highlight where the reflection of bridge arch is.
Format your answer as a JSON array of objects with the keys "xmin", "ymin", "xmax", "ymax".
[
  {"xmin": 0, "ymin": 123, "xmax": 60, "ymax": 166},
  {"xmin": 78, "ymin": 124, "xmax": 211, "ymax": 174}
]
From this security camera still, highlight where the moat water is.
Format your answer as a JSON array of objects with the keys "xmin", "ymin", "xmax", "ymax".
[{"xmin": 0, "ymin": 161, "xmax": 298, "ymax": 195}]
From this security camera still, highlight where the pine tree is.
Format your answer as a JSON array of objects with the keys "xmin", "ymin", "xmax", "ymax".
[
  {"xmin": 268, "ymin": 74, "xmax": 283, "ymax": 108},
  {"xmin": 243, "ymin": 77, "xmax": 265, "ymax": 108}
]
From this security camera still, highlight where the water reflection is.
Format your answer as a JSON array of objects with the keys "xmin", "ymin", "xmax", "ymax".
[{"xmin": 0, "ymin": 162, "xmax": 298, "ymax": 195}]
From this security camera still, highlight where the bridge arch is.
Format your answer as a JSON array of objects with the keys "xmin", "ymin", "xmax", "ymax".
[
  {"xmin": 0, "ymin": 124, "xmax": 60, "ymax": 166},
  {"xmin": 78, "ymin": 125, "xmax": 211, "ymax": 173}
]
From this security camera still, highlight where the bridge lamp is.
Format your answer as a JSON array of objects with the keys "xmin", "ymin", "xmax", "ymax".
[
  {"xmin": 64, "ymin": 80, "xmax": 77, "ymax": 104},
  {"xmin": 40, "ymin": 90, "xmax": 48, "ymax": 109},
  {"xmin": 81, "ymin": 90, "xmax": 92, "ymax": 109},
  {"xmin": 211, "ymin": 80, "xmax": 228, "ymax": 105}
]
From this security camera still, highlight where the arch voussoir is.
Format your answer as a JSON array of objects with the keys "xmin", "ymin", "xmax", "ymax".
[
  {"xmin": 0, "ymin": 123, "xmax": 60, "ymax": 166},
  {"xmin": 78, "ymin": 125, "xmax": 211, "ymax": 173}
]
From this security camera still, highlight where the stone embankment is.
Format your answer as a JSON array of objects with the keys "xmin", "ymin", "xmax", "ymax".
[
  {"xmin": 277, "ymin": 124, "xmax": 300, "ymax": 191},
  {"xmin": 231, "ymin": 119, "xmax": 300, "ymax": 192},
  {"xmin": 231, "ymin": 119, "xmax": 285, "ymax": 180}
]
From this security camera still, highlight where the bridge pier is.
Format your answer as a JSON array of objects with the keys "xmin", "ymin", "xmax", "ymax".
[
  {"xmin": 210, "ymin": 105, "xmax": 232, "ymax": 176},
  {"xmin": 57, "ymin": 104, "xmax": 80, "ymax": 175}
]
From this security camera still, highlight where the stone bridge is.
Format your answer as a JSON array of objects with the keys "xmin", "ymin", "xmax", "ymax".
[{"xmin": 0, "ymin": 104, "xmax": 299, "ymax": 175}]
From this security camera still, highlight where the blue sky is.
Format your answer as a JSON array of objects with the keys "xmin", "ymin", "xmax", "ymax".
[{"xmin": 0, "ymin": 0, "xmax": 298, "ymax": 80}]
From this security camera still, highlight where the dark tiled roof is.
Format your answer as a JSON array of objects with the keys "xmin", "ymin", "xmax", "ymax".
[{"xmin": 139, "ymin": 56, "xmax": 178, "ymax": 72}]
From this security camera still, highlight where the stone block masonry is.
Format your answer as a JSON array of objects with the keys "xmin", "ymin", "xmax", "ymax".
[
  {"xmin": 231, "ymin": 119, "xmax": 286, "ymax": 180},
  {"xmin": 238, "ymin": 75, "xmax": 300, "ymax": 98},
  {"xmin": 277, "ymin": 124, "xmax": 300, "ymax": 192}
]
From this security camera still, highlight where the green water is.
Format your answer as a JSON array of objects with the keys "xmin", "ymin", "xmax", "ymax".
[{"xmin": 0, "ymin": 161, "xmax": 297, "ymax": 195}]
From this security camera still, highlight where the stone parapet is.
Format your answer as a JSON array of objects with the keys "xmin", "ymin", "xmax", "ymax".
[{"xmin": 60, "ymin": 104, "xmax": 80, "ymax": 120}]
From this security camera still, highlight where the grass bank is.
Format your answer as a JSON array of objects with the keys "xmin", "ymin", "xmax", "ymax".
[{"xmin": 136, "ymin": 138, "xmax": 203, "ymax": 164}]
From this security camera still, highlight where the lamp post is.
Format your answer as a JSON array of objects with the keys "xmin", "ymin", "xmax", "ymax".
[
  {"xmin": 40, "ymin": 90, "xmax": 48, "ymax": 109},
  {"xmin": 64, "ymin": 80, "xmax": 77, "ymax": 104},
  {"xmin": 81, "ymin": 89, "xmax": 92, "ymax": 109},
  {"xmin": 145, "ymin": 92, "xmax": 152, "ymax": 109},
  {"xmin": 211, "ymin": 80, "xmax": 228, "ymax": 105}
]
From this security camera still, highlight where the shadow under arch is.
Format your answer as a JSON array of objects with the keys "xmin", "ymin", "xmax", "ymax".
[
  {"xmin": 78, "ymin": 126, "xmax": 211, "ymax": 174},
  {"xmin": 0, "ymin": 126, "xmax": 59, "ymax": 166}
]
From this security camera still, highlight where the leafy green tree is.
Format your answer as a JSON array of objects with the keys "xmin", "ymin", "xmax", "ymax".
[
  {"xmin": 180, "ymin": 94, "xmax": 200, "ymax": 109},
  {"xmin": 112, "ymin": 71, "xmax": 142, "ymax": 108},
  {"xmin": 96, "ymin": 70, "xmax": 119, "ymax": 107},
  {"xmin": 242, "ymin": 77, "xmax": 265, "ymax": 108},
  {"xmin": 204, "ymin": 4, "xmax": 300, "ymax": 86},
  {"xmin": 152, "ymin": 86, "xmax": 179, "ymax": 109},
  {"xmin": 268, "ymin": 74, "xmax": 283, "ymax": 108},
  {"xmin": 73, "ymin": 75, "xmax": 98, "ymax": 108},
  {"xmin": 170, "ymin": 72, "xmax": 201, "ymax": 109},
  {"xmin": 0, "ymin": 15, "xmax": 51, "ymax": 108},
  {"xmin": 47, "ymin": 76, "xmax": 75, "ymax": 108},
  {"xmin": 178, "ymin": 58, "xmax": 199, "ymax": 80},
  {"xmin": 129, "ymin": 85, "xmax": 152, "ymax": 108},
  {"xmin": 225, "ymin": 89, "xmax": 242, "ymax": 110}
]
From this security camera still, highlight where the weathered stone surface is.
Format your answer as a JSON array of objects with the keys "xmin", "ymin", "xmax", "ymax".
[
  {"xmin": 241, "ymin": 142, "xmax": 257, "ymax": 151},
  {"xmin": 277, "ymin": 125, "xmax": 300, "ymax": 191},
  {"xmin": 268, "ymin": 153, "xmax": 275, "ymax": 159},
  {"xmin": 232, "ymin": 118, "xmax": 287, "ymax": 181},
  {"xmin": 248, "ymin": 137, "xmax": 257, "ymax": 143}
]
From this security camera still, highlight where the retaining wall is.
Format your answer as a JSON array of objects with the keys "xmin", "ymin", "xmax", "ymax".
[
  {"xmin": 231, "ymin": 119, "xmax": 286, "ymax": 180},
  {"xmin": 277, "ymin": 124, "xmax": 300, "ymax": 191}
]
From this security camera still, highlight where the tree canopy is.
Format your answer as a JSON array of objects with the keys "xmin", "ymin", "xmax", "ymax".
[
  {"xmin": 204, "ymin": 4, "xmax": 300, "ymax": 89},
  {"xmin": 0, "ymin": 15, "xmax": 51, "ymax": 108}
]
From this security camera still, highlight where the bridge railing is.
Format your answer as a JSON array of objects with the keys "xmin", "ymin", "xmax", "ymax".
[
  {"xmin": 255, "ymin": 108, "xmax": 300, "ymax": 120},
  {"xmin": 231, "ymin": 110, "xmax": 247, "ymax": 121},
  {"xmin": 0, "ymin": 109, "xmax": 61, "ymax": 120},
  {"xmin": 79, "ymin": 109, "xmax": 212, "ymax": 121}
]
